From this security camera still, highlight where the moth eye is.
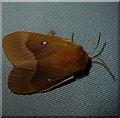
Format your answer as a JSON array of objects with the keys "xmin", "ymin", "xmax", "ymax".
[{"xmin": 41, "ymin": 41, "xmax": 48, "ymax": 45}]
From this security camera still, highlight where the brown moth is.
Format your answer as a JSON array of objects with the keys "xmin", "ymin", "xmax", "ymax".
[{"xmin": 2, "ymin": 31, "xmax": 115, "ymax": 95}]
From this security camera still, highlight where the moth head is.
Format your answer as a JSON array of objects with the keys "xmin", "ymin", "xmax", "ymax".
[{"xmin": 72, "ymin": 32, "xmax": 115, "ymax": 81}]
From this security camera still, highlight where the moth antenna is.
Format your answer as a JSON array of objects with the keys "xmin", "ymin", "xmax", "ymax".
[
  {"xmin": 93, "ymin": 57, "xmax": 116, "ymax": 81},
  {"xmin": 91, "ymin": 42, "xmax": 106, "ymax": 59},
  {"xmin": 89, "ymin": 39, "xmax": 115, "ymax": 81},
  {"xmin": 88, "ymin": 32, "xmax": 101, "ymax": 55}
]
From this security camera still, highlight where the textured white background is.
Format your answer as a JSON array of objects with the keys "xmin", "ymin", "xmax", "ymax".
[{"xmin": 2, "ymin": 2, "xmax": 118, "ymax": 116}]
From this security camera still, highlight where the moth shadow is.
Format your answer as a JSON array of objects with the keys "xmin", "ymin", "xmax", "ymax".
[{"xmin": 75, "ymin": 58, "xmax": 92, "ymax": 79}]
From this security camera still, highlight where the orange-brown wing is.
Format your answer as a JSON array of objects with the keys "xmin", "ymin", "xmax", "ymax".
[
  {"xmin": 8, "ymin": 61, "xmax": 74, "ymax": 94},
  {"xmin": 2, "ymin": 31, "xmax": 73, "ymax": 65},
  {"xmin": 2, "ymin": 31, "xmax": 88, "ymax": 70}
]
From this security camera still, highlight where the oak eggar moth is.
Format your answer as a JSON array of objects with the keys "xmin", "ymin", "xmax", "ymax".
[{"xmin": 2, "ymin": 31, "xmax": 115, "ymax": 95}]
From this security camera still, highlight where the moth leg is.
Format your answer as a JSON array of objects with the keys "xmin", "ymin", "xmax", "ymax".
[
  {"xmin": 67, "ymin": 33, "xmax": 75, "ymax": 42},
  {"xmin": 47, "ymin": 29, "xmax": 56, "ymax": 36},
  {"xmin": 71, "ymin": 33, "xmax": 75, "ymax": 42}
]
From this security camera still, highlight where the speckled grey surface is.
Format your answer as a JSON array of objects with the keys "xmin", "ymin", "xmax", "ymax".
[{"xmin": 2, "ymin": 2, "xmax": 118, "ymax": 116}]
